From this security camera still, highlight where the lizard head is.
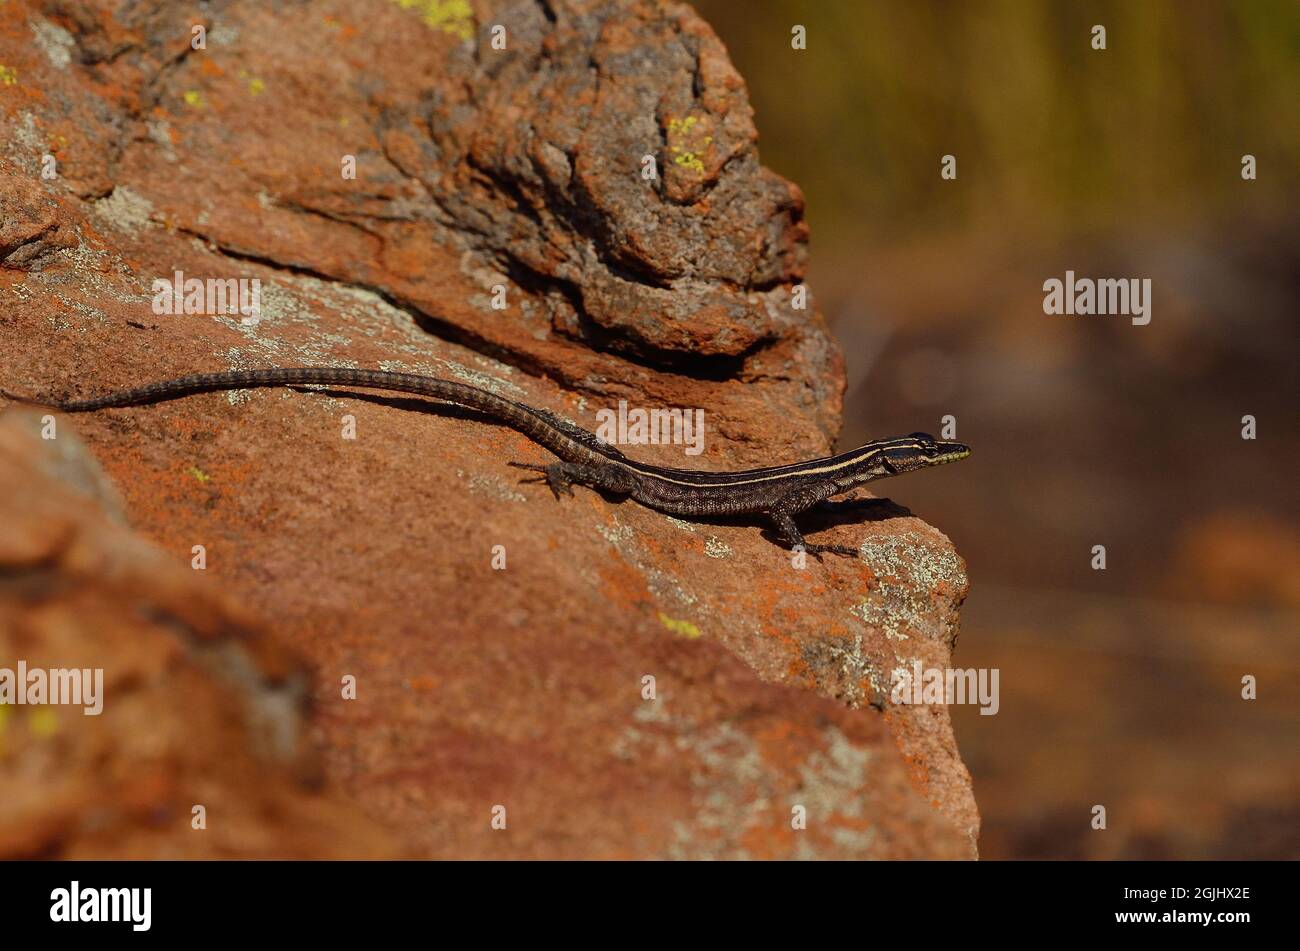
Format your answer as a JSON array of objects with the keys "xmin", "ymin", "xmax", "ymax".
[
  {"xmin": 844, "ymin": 432, "xmax": 971, "ymax": 484},
  {"xmin": 900, "ymin": 432, "xmax": 970, "ymax": 468}
]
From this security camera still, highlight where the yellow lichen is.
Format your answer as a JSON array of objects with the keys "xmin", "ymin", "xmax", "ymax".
[
  {"xmin": 183, "ymin": 89, "xmax": 205, "ymax": 108},
  {"xmin": 238, "ymin": 69, "xmax": 266, "ymax": 95},
  {"xmin": 187, "ymin": 466, "xmax": 211, "ymax": 484},
  {"xmin": 658, "ymin": 612, "xmax": 702, "ymax": 640},
  {"xmin": 0, "ymin": 65, "xmax": 18, "ymax": 86},
  {"xmin": 393, "ymin": 0, "xmax": 475, "ymax": 41},
  {"xmin": 666, "ymin": 115, "xmax": 711, "ymax": 175}
]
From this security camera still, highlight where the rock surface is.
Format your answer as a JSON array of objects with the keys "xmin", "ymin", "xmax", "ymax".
[
  {"xmin": 0, "ymin": 412, "xmax": 403, "ymax": 857},
  {"xmin": 0, "ymin": 0, "xmax": 976, "ymax": 857}
]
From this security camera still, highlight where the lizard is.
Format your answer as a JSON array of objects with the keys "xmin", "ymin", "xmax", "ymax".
[{"xmin": 7, "ymin": 367, "xmax": 970, "ymax": 558}]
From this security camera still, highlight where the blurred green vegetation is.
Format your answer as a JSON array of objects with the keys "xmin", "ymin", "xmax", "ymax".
[{"xmin": 693, "ymin": 0, "xmax": 1300, "ymax": 248}]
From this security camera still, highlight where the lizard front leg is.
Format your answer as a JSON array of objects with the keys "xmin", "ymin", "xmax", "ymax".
[{"xmin": 769, "ymin": 487, "xmax": 860, "ymax": 559}]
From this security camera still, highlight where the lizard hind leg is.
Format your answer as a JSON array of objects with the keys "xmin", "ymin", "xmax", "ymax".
[{"xmin": 507, "ymin": 460, "xmax": 633, "ymax": 501}]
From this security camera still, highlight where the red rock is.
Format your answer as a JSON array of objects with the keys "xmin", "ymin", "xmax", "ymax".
[
  {"xmin": 0, "ymin": 412, "xmax": 403, "ymax": 858},
  {"xmin": 0, "ymin": 0, "xmax": 976, "ymax": 858}
]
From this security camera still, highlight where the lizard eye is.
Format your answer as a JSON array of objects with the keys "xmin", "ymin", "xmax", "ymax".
[{"xmin": 911, "ymin": 434, "xmax": 939, "ymax": 456}]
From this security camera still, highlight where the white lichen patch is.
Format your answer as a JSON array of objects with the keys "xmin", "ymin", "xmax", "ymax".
[
  {"xmin": 792, "ymin": 726, "xmax": 877, "ymax": 856},
  {"xmin": 39, "ymin": 234, "xmax": 118, "ymax": 285},
  {"xmin": 146, "ymin": 119, "xmax": 179, "ymax": 162},
  {"xmin": 43, "ymin": 311, "xmax": 75, "ymax": 333},
  {"xmin": 374, "ymin": 358, "xmax": 440, "ymax": 377},
  {"xmin": 668, "ymin": 721, "xmax": 771, "ymax": 860},
  {"xmin": 245, "ymin": 281, "xmax": 298, "ymax": 324},
  {"xmin": 615, "ymin": 708, "xmax": 881, "ymax": 859},
  {"xmin": 209, "ymin": 25, "xmax": 240, "ymax": 47},
  {"xmin": 595, "ymin": 519, "xmax": 634, "ymax": 546},
  {"xmin": 3, "ymin": 112, "xmax": 43, "ymax": 165},
  {"xmin": 30, "ymin": 19, "xmax": 74, "ymax": 69},
  {"xmin": 641, "ymin": 563, "xmax": 698, "ymax": 608},
  {"xmin": 703, "ymin": 535, "xmax": 732, "ymax": 558},
  {"xmin": 665, "ymin": 516, "xmax": 696, "ymax": 533},
  {"xmin": 592, "ymin": 518, "xmax": 701, "ymax": 608},
  {"xmin": 849, "ymin": 597, "xmax": 910, "ymax": 642},
  {"xmin": 890, "ymin": 653, "xmax": 926, "ymax": 683},
  {"xmin": 288, "ymin": 280, "xmax": 524, "ymax": 389},
  {"xmin": 850, "ymin": 530, "xmax": 967, "ymax": 643},
  {"xmin": 54, "ymin": 294, "xmax": 108, "ymax": 324},
  {"xmin": 863, "ymin": 530, "xmax": 966, "ymax": 594},
  {"xmin": 809, "ymin": 633, "xmax": 884, "ymax": 707},
  {"xmin": 207, "ymin": 280, "xmax": 358, "ymax": 367},
  {"xmin": 441, "ymin": 360, "xmax": 525, "ymax": 396},
  {"xmin": 89, "ymin": 187, "xmax": 156, "ymax": 236},
  {"xmin": 463, "ymin": 471, "xmax": 526, "ymax": 502},
  {"xmin": 217, "ymin": 347, "xmax": 275, "ymax": 404},
  {"xmin": 4, "ymin": 283, "xmax": 31, "ymax": 303},
  {"xmin": 210, "ymin": 312, "xmax": 276, "ymax": 345}
]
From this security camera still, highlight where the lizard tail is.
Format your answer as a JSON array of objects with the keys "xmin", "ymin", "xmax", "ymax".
[{"xmin": 0, "ymin": 387, "xmax": 56, "ymax": 409}]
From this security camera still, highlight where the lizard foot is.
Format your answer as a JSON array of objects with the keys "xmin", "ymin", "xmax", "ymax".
[{"xmin": 508, "ymin": 461, "xmax": 575, "ymax": 500}]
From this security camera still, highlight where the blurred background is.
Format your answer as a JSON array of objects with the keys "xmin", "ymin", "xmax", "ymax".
[{"xmin": 694, "ymin": 0, "xmax": 1299, "ymax": 859}]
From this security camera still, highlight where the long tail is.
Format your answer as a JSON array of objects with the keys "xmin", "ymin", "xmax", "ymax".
[
  {"xmin": 7, "ymin": 367, "xmax": 627, "ymax": 468},
  {"xmin": 44, "ymin": 368, "xmax": 512, "ymax": 413}
]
